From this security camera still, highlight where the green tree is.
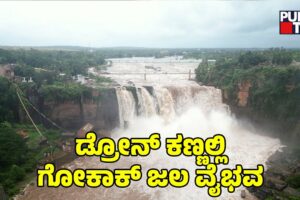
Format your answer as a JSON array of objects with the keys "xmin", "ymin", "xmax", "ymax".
[
  {"xmin": 238, "ymin": 51, "xmax": 268, "ymax": 68},
  {"xmin": 0, "ymin": 124, "xmax": 27, "ymax": 170},
  {"xmin": 272, "ymin": 50, "xmax": 293, "ymax": 65},
  {"xmin": 0, "ymin": 78, "xmax": 19, "ymax": 122}
]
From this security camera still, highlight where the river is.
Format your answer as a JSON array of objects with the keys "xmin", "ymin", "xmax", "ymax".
[{"xmin": 16, "ymin": 57, "xmax": 281, "ymax": 200}]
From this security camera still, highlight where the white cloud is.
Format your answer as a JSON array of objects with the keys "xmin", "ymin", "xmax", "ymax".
[{"xmin": 0, "ymin": 1, "xmax": 299, "ymax": 48}]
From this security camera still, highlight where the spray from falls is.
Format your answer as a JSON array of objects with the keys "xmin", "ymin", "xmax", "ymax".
[
  {"xmin": 18, "ymin": 83, "xmax": 281, "ymax": 200},
  {"xmin": 112, "ymin": 84, "xmax": 281, "ymax": 200}
]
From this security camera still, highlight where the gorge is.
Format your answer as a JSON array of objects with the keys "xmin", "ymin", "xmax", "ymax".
[{"xmin": 16, "ymin": 57, "xmax": 283, "ymax": 200}]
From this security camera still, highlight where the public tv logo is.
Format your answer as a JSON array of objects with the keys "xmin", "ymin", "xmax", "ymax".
[{"xmin": 280, "ymin": 11, "xmax": 300, "ymax": 34}]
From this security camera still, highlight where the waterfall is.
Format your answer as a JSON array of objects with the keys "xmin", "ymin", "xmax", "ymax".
[
  {"xmin": 20, "ymin": 83, "xmax": 281, "ymax": 200},
  {"xmin": 111, "ymin": 84, "xmax": 280, "ymax": 200},
  {"xmin": 136, "ymin": 87, "xmax": 157, "ymax": 117},
  {"xmin": 153, "ymin": 86, "xmax": 176, "ymax": 121},
  {"xmin": 166, "ymin": 85, "xmax": 228, "ymax": 114},
  {"xmin": 115, "ymin": 84, "xmax": 229, "ymax": 128},
  {"xmin": 115, "ymin": 87, "xmax": 137, "ymax": 128}
]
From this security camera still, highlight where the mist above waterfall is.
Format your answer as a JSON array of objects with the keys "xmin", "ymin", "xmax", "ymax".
[
  {"xmin": 17, "ymin": 85, "xmax": 281, "ymax": 200},
  {"xmin": 110, "ymin": 84, "xmax": 281, "ymax": 200}
]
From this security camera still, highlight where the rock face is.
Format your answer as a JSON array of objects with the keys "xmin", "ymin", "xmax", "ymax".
[
  {"xmin": 237, "ymin": 80, "xmax": 252, "ymax": 107},
  {"xmin": 249, "ymin": 147, "xmax": 300, "ymax": 200},
  {"xmin": 221, "ymin": 80, "xmax": 300, "ymax": 200},
  {"xmin": 223, "ymin": 79, "xmax": 298, "ymax": 143},
  {"xmin": 31, "ymin": 88, "xmax": 120, "ymax": 131}
]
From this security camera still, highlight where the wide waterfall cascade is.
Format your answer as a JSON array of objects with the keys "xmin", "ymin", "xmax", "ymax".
[
  {"xmin": 115, "ymin": 84, "xmax": 229, "ymax": 128},
  {"xmin": 110, "ymin": 98, "xmax": 281, "ymax": 200},
  {"xmin": 110, "ymin": 83, "xmax": 281, "ymax": 200}
]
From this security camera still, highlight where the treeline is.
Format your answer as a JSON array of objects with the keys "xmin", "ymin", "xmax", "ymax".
[
  {"xmin": 0, "ymin": 48, "xmax": 105, "ymax": 75},
  {"xmin": 0, "ymin": 47, "xmax": 191, "ymax": 69},
  {"xmin": 193, "ymin": 48, "xmax": 295, "ymax": 67},
  {"xmin": 0, "ymin": 47, "xmax": 191, "ymax": 86},
  {"xmin": 236, "ymin": 49, "xmax": 293, "ymax": 67},
  {"xmin": 40, "ymin": 82, "xmax": 92, "ymax": 102},
  {"xmin": 93, "ymin": 47, "xmax": 186, "ymax": 58}
]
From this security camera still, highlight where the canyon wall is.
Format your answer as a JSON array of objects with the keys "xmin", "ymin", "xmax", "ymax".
[{"xmin": 28, "ymin": 88, "xmax": 120, "ymax": 131}]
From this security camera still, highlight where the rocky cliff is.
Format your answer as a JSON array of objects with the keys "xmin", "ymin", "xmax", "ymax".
[
  {"xmin": 27, "ymin": 88, "xmax": 120, "ymax": 132},
  {"xmin": 222, "ymin": 79, "xmax": 300, "ymax": 200}
]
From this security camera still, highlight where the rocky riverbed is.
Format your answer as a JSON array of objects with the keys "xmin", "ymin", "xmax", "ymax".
[{"xmin": 249, "ymin": 146, "xmax": 300, "ymax": 200}]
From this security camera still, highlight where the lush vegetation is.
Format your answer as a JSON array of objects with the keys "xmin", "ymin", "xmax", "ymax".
[
  {"xmin": 0, "ymin": 78, "xmax": 19, "ymax": 122},
  {"xmin": 185, "ymin": 48, "xmax": 294, "ymax": 65},
  {"xmin": 0, "ymin": 121, "xmax": 61, "ymax": 196},
  {"xmin": 0, "ymin": 47, "xmax": 118, "ymax": 197},
  {"xmin": 40, "ymin": 82, "xmax": 92, "ymax": 102},
  {"xmin": 14, "ymin": 65, "xmax": 57, "ymax": 87},
  {"xmin": 0, "ymin": 48, "xmax": 105, "ymax": 75},
  {"xmin": 0, "ymin": 77, "xmax": 63, "ymax": 196},
  {"xmin": 195, "ymin": 49, "xmax": 300, "ymax": 199},
  {"xmin": 0, "ymin": 47, "xmax": 195, "ymax": 74},
  {"xmin": 195, "ymin": 49, "xmax": 300, "ymax": 137}
]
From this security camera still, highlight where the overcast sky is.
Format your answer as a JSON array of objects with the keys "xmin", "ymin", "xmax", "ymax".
[{"xmin": 0, "ymin": 1, "xmax": 299, "ymax": 48}]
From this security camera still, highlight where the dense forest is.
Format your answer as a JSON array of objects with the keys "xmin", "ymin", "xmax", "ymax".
[
  {"xmin": 0, "ymin": 48, "xmax": 105, "ymax": 76},
  {"xmin": 0, "ymin": 48, "xmax": 106, "ymax": 196},
  {"xmin": 195, "ymin": 48, "xmax": 299, "ymax": 140}
]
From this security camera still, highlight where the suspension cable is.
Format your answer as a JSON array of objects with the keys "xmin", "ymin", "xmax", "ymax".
[
  {"xmin": 14, "ymin": 83, "xmax": 66, "ymax": 132},
  {"xmin": 16, "ymin": 88, "xmax": 44, "ymax": 137}
]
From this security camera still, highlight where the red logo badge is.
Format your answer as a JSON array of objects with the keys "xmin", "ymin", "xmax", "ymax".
[{"xmin": 280, "ymin": 11, "xmax": 300, "ymax": 34}]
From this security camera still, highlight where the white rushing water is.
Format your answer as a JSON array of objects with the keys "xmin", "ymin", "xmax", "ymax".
[
  {"xmin": 17, "ymin": 57, "xmax": 281, "ymax": 200},
  {"xmin": 115, "ymin": 84, "xmax": 229, "ymax": 128},
  {"xmin": 101, "ymin": 56, "xmax": 201, "ymax": 86},
  {"xmin": 115, "ymin": 87, "xmax": 137, "ymax": 128}
]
